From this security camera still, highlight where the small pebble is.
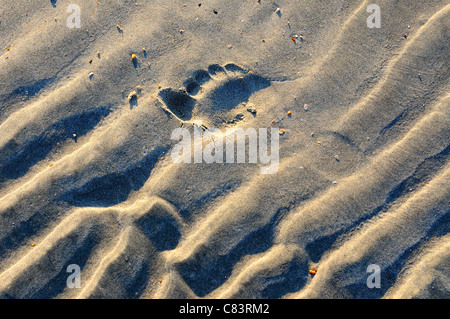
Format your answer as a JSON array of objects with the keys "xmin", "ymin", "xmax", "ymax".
[
  {"xmin": 247, "ymin": 105, "xmax": 257, "ymax": 114},
  {"xmin": 128, "ymin": 90, "xmax": 139, "ymax": 102}
]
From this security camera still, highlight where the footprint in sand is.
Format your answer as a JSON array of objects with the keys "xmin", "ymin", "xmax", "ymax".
[{"xmin": 158, "ymin": 63, "xmax": 271, "ymax": 126}]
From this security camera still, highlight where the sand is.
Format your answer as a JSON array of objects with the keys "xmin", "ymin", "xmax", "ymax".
[{"xmin": 0, "ymin": 0, "xmax": 448, "ymax": 299}]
